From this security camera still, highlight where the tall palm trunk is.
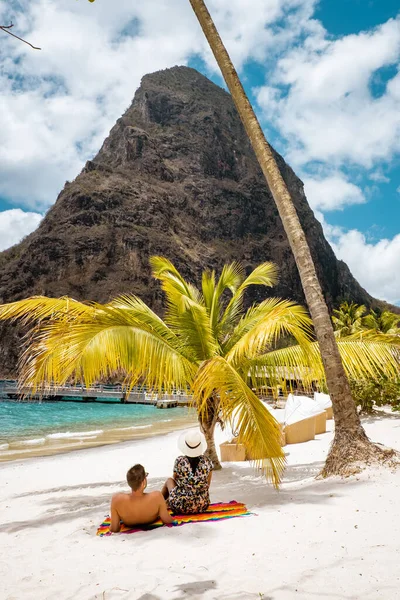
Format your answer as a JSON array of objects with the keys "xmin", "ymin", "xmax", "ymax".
[{"xmin": 188, "ymin": 0, "xmax": 396, "ymax": 474}]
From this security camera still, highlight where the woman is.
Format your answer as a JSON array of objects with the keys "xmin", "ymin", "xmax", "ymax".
[{"xmin": 161, "ymin": 430, "xmax": 213, "ymax": 514}]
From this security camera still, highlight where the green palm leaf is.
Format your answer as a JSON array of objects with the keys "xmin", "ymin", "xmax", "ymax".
[
  {"xmin": 0, "ymin": 296, "xmax": 93, "ymax": 325},
  {"xmin": 150, "ymin": 256, "xmax": 202, "ymax": 305},
  {"xmin": 202, "ymin": 262, "xmax": 243, "ymax": 336},
  {"xmin": 193, "ymin": 356, "xmax": 285, "ymax": 486},
  {"xmin": 332, "ymin": 302, "xmax": 366, "ymax": 338},
  {"xmin": 219, "ymin": 262, "xmax": 278, "ymax": 338},
  {"xmin": 254, "ymin": 340, "xmax": 400, "ymax": 390},
  {"xmin": 20, "ymin": 315, "xmax": 196, "ymax": 393},
  {"xmin": 151, "ymin": 256, "xmax": 217, "ymax": 360},
  {"xmin": 225, "ymin": 299, "xmax": 313, "ymax": 366}
]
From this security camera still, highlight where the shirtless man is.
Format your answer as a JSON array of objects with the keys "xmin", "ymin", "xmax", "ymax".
[{"xmin": 110, "ymin": 464, "xmax": 174, "ymax": 532}]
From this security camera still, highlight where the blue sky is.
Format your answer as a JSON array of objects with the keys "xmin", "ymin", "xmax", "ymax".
[
  {"xmin": 302, "ymin": 0, "xmax": 400, "ymax": 241},
  {"xmin": 317, "ymin": 0, "xmax": 398, "ymax": 36},
  {"xmin": 0, "ymin": 0, "xmax": 399, "ymax": 304}
]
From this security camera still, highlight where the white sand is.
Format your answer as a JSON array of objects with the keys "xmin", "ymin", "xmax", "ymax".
[{"xmin": 1, "ymin": 413, "xmax": 400, "ymax": 600}]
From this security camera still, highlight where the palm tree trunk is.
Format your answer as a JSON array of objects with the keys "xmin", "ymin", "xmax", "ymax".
[
  {"xmin": 188, "ymin": 0, "xmax": 397, "ymax": 474},
  {"xmin": 198, "ymin": 397, "xmax": 222, "ymax": 470}
]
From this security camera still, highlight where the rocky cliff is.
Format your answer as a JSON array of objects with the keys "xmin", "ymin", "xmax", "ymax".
[{"xmin": 0, "ymin": 66, "xmax": 379, "ymax": 374}]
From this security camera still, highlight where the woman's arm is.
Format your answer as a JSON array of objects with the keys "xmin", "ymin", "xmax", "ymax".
[
  {"xmin": 172, "ymin": 456, "xmax": 181, "ymax": 483},
  {"xmin": 158, "ymin": 493, "xmax": 175, "ymax": 525}
]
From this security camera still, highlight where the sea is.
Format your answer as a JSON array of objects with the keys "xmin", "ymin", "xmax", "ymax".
[{"xmin": 0, "ymin": 397, "xmax": 197, "ymax": 462}]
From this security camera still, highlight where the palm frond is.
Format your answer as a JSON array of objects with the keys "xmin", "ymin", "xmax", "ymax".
[
  {"xmin": 0, "ymin": 296, "xmax": 93, "ymax": 325},
  {"xmin": 150, "ymin": 256, "xmax": 202, "ymax": 305},
  {"xmin": 20, "ymin": 316, "xmax": 197, "ymax": 393},
  {"xmin": 225, "ymin": 299, "xmax": 313, "ymax": 367},
  {"xmin": 332, "ymin": 301, "xmax": 366, "ymax": 338},
  {"xmin": 203, "ymin": 262, "xmax": 244, "ymax": 337},
  {"xmin": 254, "ymin": 340, "xmax": 400, "ymax": 390},
  {"xmin": 247, "ymin": 344, "xmax": 321, "ymax": 391},
  {"xmin": 362, "ymin": 309, "xmax": 400, "ymax": 335},
  {"xmin": 219, "ymin": 262, "xmax": 278, "ymax": 337},
  {"xmin": 165, "ymin": 295, "xmax": 219, "ymax": 361},
  {"xmin": 344, "ymin": 329, "xmax": 400, "ymax": 344},
  {"xmin": 336, "ymin": 340, "xmax": 400, "ymax": 379},
  {"xmin": 201, "ymin": 270, "xmax": 216, "ymax": 316},
  {"xmin": 150, "ymin": 257, "xmax": 218, "ymax": 359},
  {"xmin": 193, "ymin": 356, "xmax": 285, "ymax": 486},
  {"xmin": 211, "ymin": 262, "xmax": 244, "ymax": 338},
  {"xmin": 215, "ymin": 262, "xmax": 244, "ymax": 297},
  {"xmin": 106, "ymin": 294, "xmax": 197, "ymax": 359}
]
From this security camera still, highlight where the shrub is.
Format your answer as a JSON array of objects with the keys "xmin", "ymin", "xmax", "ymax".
[{"xmin": 350, "ymin": 377, "xmax": 400, "ymax": 414}]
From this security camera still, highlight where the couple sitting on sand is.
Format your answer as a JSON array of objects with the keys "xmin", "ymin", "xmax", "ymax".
[{"xmin": 110, "ymin": 430, "xmax": 212, "ymax": 532}]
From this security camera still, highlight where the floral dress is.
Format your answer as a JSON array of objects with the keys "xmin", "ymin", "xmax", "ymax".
[{"xmin": 168, "ymin": 455, "xmax": 212, "ymax": 515}]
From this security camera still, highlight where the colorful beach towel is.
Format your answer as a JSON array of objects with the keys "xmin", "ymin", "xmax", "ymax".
[{"xmin": 97, "ymin": 501, "xmax": 252, "ymax": 536}]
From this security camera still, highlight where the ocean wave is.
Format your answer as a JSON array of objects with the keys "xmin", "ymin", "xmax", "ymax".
[
  {"xmin": 0, "ymin": 443, "xmax": 10, "ymax": 450},
  {"xmin": 117, "ymin": 424, "xmax": 153, "ymax": 432},
  {"xmin": 46, "ymin": 430, "xmax": 104, "ymax": 440},
  {"xmin": 19, "ymin": 438, "xmax": 46, "ymax": 446}
]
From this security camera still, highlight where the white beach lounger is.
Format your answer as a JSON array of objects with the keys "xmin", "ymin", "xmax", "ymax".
[
  {"xmin": 283, "ymin": 394, "xmax": 326, "ymax": 443},
  {"xmin": 314, "ymin": 392, "xmax": 333, "ymax": 420}
]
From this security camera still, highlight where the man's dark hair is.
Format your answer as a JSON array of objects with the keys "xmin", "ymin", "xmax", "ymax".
[{"xmin": 127, "ymin": 464, "xmax": 146, "ymax": 491}]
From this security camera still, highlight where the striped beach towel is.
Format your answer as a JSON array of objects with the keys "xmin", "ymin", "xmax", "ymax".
[{"xmin": 97, "ymin": 501, "xmax": 252, "ymax": 536}]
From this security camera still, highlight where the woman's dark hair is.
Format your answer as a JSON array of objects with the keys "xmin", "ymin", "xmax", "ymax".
[{"xmin": 186, "ymin": 455, "xmax": 201, "ymax": 473}]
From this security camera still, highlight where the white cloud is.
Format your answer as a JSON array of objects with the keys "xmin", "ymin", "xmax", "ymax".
[
  {"xmin": 199, "ymin": 0, "xmax": 320, "ymax": 69},
  {"xmin": 0, "ymin": 86, "xmax": 105, "ymax": 208},
  {"xmin": 0, "ymin": 0, "xmax": 204, "ymax": 209},
  {"xmin": 330, "ymin": 229, "xmax": 400, "ymax": 305},
  {"xmin": 0, "ymin": 209, "xmax": 42, "ymax": 251},
  {"xmin": 255, "ymin": 11, "xmax": 400, "ymax": 304},
  {"xmin": 303, "ymin": 174, "xmax": 365, "ymax": 211},
  {"xmin": 0, "ymin": 0, "xmax": 316, "ymax": 211},
  {"xmin": 256, "ymin": 17, "xmax": 400, "ymax": 169},
  {"xmin": 316, "ymin": 212, "xmax": 400, "ymax": 304},
  {"xmin": 369, "ymin": 171, "xmax": 390, "ymax": 183}
]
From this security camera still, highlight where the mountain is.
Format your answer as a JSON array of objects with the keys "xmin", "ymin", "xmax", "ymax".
[{"xmin": 0, "ymin": 66, "xmax": 385, "ymax": 374}]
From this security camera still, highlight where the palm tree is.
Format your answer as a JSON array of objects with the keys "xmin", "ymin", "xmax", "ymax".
[
  {"xmin": 0, "ymin": 259, "xmax": 296, "ymax": 484},
  {"xmin": 363, "ymin": 309, "xmax": 400, "ymax": 337},
  {"xmin": 332, "ymin": 302, "xmax": 366, "ymax": 338},
  {"xmin": 86, "ymin": 0, "xmax": 397, "ymax": 474},
  {"xmin": 1, "ymin": 258, "xmax": 399, "ymax": 485}
]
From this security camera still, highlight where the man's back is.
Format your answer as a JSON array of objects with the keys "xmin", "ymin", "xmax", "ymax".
[{"xmin": 111, "ymin": 490, "xmax": 173, "ymax": 532}]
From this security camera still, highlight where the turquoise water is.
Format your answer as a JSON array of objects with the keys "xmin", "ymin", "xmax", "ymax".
[{"xmin": 0, "ymin": 399, "xmax": 194, "ymax": 454}]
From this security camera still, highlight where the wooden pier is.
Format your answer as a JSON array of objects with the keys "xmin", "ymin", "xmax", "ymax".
[{"xmin": 0, "ymin": 381, "xmax": 192, "ymax": 407}]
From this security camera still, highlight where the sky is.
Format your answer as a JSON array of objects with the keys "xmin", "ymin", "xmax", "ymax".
[{"xmin": 0, "ymin": 0, "xmax": 399, "ymax": 305}]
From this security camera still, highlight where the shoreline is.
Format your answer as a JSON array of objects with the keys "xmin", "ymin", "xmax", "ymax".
[{"xmin": 0, "ymin": 410, "xmax": 197, "ymax": 463}]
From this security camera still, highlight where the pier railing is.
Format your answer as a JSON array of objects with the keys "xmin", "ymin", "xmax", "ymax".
[{"xmin": 0, "ymin": 380, "xmax": 193, "ymax": 406}]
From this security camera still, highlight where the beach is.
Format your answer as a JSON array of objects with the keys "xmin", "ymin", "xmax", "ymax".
[{"xmin": 1, "ymin": 413, "xmax": 400, "ymax": 600}]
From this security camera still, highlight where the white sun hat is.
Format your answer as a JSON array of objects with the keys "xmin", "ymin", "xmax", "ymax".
[{"xmin": 178, "ymin": 429, "xmax": 207, "ymax": 458}]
